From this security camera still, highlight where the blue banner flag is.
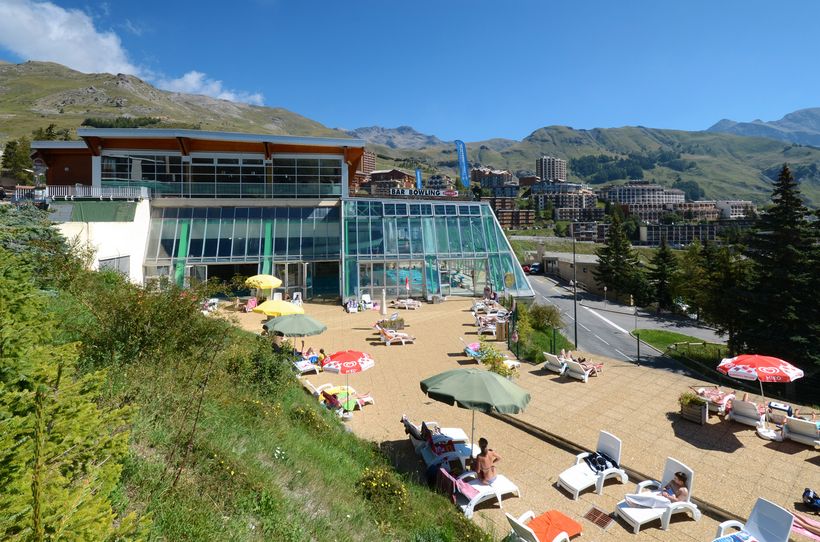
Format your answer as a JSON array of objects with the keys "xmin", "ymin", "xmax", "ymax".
[
  {"xmin": 455, "ymin": 140, "xmax": 469, "ymax": 189},
  {"xmin": 415, "ymin": 168, "xmax": 423, "ymax": 190}
]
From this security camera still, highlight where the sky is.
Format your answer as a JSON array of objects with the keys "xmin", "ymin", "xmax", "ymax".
[{"xmin": 1, "ymin": 0, "xmax": 819, "ymax": 141}]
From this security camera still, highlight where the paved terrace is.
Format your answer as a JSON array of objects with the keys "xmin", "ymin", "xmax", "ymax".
[{"xmin": 232, "ymin": 299, "xmax": 818, "ymax": 541}]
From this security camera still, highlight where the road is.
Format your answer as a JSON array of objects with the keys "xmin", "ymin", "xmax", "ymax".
[{"xmin": 526, "ymin": 274, "xmax": 724, "ymax": 369}]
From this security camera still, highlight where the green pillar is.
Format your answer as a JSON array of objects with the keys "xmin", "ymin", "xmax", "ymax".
[
  {"xmin": 262, "ymin": 220, "xmax": 273, "ymax": 274},
  {"xmin": 174, "ymin": 221, "xmax": 190, "ymax": 287}
]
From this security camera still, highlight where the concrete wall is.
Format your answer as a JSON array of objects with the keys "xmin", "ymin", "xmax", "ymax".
[{"xmin": 55, "ymin": 199, "xmax": 151, "ymax": 283}]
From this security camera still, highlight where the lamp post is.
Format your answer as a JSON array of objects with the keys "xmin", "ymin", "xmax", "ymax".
[
  {"xmin": 630, "ymin": 294, "xmax": 640, "ymax": 364},
  {"xmin": 572, "ymin": 237, "xmax": 578, "ymax": 349},
  {"xmin": 603, "ymin": 286, "xmax": 607, "ymax": 307}
]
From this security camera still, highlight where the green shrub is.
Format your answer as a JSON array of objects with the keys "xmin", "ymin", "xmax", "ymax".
[
  {"xmin": 478, "ymin": 341, "xmax": 518, "ymax": 378},
  {"xmin": 528, "ymin": 303, "xmax": 562, "ymax": 332},
  {"xmin": 355, "ymin": 466, "xmax": 409, "ymax": 510},
  {"xmin": 288, "ymin": 405, "xmax": 329, "ymax": 433}
]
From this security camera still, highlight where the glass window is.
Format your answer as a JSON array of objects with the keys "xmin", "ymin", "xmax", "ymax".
[
  {"xmin": 470, "ymin": 217, "xmax": 486, "ymax": 253},
  {"xmin": 383, "ymin": 218, "xmax": 398, "ymax": 256},
  {"xmin": 146, "ymin": 219, "xmax": 162, "ymax": 260},
  {"xmin": 369, "ymin": 202, "xmax": 382, "ymax": 217},
  {"xmin": 420, "ymin": 204, "xmax": 433, "ymax": 216},
  {"xmin": 383, "ymin": 203, "xmax": 395, "ymax": 216},
  {"xmin": 217, "ymin": 220, "xmax": 233, "ymax": 257},
  {"xmin": 397, "ymin": 217, "xmax": 411, "ymax": 255},
  {"xmin": 434, "ymin": 205, "xmax": 447, "ymax": 216},
  {"xmin": 394, "ymin": 203, "xmax": 408, "ymax": 216},
  {"xmin": 232, "ymin": 220, "xmax": 248, "ymax": 257},
  {"xmin": 372, "ymin": 263, "xmax": 384, "ymax": 287},
  {"xmin": 203, "ymin": 220, "xmax": 220, "ymax": 257},
  {"xmin": 446, "ymin": 205, "xmax": 457, "ymax": 216},
  {"xmin": 446, "ymin": 217, "xmax": 461, "ymax": 254},
  {"xmin": 158, "ymin": 220, "xmax": 177, "ymax": 259},
  {"xmin": 370, "ymin": 220, "xmax": 384, "ymax": 255},
  {"xmin": 357, "ymin": 220, "xmax": 370, "ymax": 257},
  {"xmin": 409, "ymin": 204, "xmax": 420, "ymax": 216},
  {"xmin": 435, "ymin": 217, "xmax": 449, "ymax": 253},
  {"xmin": 346, "ymin": 221, "xmax": 358, "ymax": 255},
  {"xmin": 188, "ymin": 219, "xmax": 206, "ymax": 258},
  {"xmin": 459, "ymin": 216, "xmax": 474, "ymax": 253},
  {"xmin": 409, "ymin": 218, "xmax": 423, "ymax": 254},
  {"xmin": 247, "ymin": 220, "xmax": 262, "ymax": 257}
]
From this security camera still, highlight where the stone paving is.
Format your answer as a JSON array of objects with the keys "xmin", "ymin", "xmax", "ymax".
[{"xmin": 231, "ymin": 299, "xmax": 819, "ymax": 541}]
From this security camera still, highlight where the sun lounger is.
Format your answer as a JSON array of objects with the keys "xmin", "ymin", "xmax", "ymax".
[
  {"xmin": 766, "ymin": 401, "xmax": 793, "ymax": 425},
  {"xmin": 460, "ymin": 337, "xmax": 482, "ymax": 363},
  {"xmin": 564, "ymin": 359, "xmax": 598, "ymax": 383},
  {"xmin": 557, "ymin": 430, "xmax": 627, "ymax": 500},
  {"xmin": 379, "ymin": 327, "xmax": 415, "ymax": 345},
  {"xmin": 293, "ymin": 358, "xmax": 320, "ymax": 376},
  {"xmin": 614, "ymin": 457, "xmax": 701, "ymax": 533},
  {"xmin": 782, "ymin": 416, "xmax": 820, "ymax": 447},
  {"xmin": 712, "ymin": 498, "xmax": 793, "ymax": 542},
  {"xmin": 476, "ymin": 319, "xmax": 497, "ymax": 337},
  {"xmin": 727, "ymin": 399, "xmax": 766, "ymax": 427},
  {"xmin": 543, "ymin": 353, "xmax": 567, "ymax": 375},
  {"xmin": 506, "ymin": 510, "xmax": 583, "ymax": 542},
  {"xmin": 303, "ymin": 380, "xmax": 373, "ymax": 411},
  {"xmin": 361, "ymin": 293, "xmax": 374, "ymax": 309},
  {"xmin": 691, "ymin": 385, "xmax": 735, "ymax": 415},
  {"xmin": 437, "ymin": 468, "xmax": 521, "ymax": 519},
  {"xmin": 241, "ymin": 297, "xmax": 258, "ymax": 312},
  {"xmin": 401, "ymin": 416, "xmax": 471, "ymax": 450},
  {"xmin": 391, "ymin": 298, "xmax": 421, "ymax": 310}
]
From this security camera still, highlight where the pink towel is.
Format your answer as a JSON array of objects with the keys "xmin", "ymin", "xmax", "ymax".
[{"xmin": 794, "ymin": 513, "xmax": 820, "ymax": 541}]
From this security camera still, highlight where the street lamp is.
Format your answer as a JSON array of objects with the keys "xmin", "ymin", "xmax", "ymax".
[
  {"xmin": 572, "ymin": 237, "xmax": 578, "ymax": 349},
  {"xmin": 603, "ymin": 286, "xmax": 607, "ymax": 307},
  {"xmin": 630, "ymin": 294, "xmax": 640, "ymax": 364}
]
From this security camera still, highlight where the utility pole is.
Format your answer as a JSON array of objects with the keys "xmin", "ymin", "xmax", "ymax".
[{"xmin": 573, "ymin": 237, "xmax": 578, "ymax": 348}]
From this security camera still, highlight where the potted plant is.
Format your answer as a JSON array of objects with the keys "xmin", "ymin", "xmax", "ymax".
[
  {"xmin": 379, "ymin": 317, "xmax": 405, "ymax": 331},
  {"xmin": 478, "ymin": 342, "xmax": 519, "ymax": 380},
  {"xmin": 678, "ymin": 392, "xmax": 708, "ymax": 425}
]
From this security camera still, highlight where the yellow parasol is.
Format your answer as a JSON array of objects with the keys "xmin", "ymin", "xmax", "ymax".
[
  {"xmin": 245, "ymin": 274, "xmax": 282, "ymax": 290},
  {"xmin": 253, "ymin": 299, "xmax": 305, "ymax": 317}
]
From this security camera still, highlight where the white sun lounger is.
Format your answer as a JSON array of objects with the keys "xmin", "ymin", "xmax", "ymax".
[
  {"xmin": 614, "ymin": 457, "xmax": 701, "ymax": 533},
  {"xmin": 727, "ymin": 399, "xmax": 765, "ymax": 427},
  {"xmin": 543, "ymin": 353, "xmax": 567, "ymax": 375},
  {"xmin": 557, "ymin": 430, "xmax": 627, "ymax": 500},
  {"xmin": 439, "ymin": 468, "xmax": 521, "ymax": 519},
  {"xmin": 712, "ymin": 498, "xmax": 793, "ymax": 542},
  {"xmin": 782, "ymin": 416, "xmax": 820, "ymax": 447}
]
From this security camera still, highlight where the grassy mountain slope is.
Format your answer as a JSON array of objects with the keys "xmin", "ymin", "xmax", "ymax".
[
  {"xmin": 0, "ymin": 61, "xmax": 345, "ymax": 140},
  {"xmin": 2, "ymin": 61, "xmax": 819, "ymax": 205},
  {"xmin": 373, "ymin": 125, "xmax": 820, "ymax": 205}
]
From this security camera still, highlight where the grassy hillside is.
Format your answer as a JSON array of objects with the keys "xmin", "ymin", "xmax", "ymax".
[
  {"xmin": 372, "ymin": 126, "xmax": 820, "ymax": 206},
  {"xmin": 0, "ymin": 61, "xmax": 346, "ymax": 141}
]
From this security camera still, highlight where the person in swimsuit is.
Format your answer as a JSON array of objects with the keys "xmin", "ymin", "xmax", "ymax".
[
  {"xmin": 661, "ymin": 471, "xmax": 689, "ymax": 502},
  {"xmin": 473, "ymin": 437, "xmax": 501, "ymax": 485}
]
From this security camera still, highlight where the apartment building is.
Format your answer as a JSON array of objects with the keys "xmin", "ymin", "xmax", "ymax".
[
  {"xmin": 598, "ymin": 181, "xmax": 685, "ymax": 205},
  {"xmin": 716, "ymin": 200, "xmax": 756, "ymax": 219},
  {"xmin": 535, "ymin": 156, "xmax": 567, "ymax": 182}
]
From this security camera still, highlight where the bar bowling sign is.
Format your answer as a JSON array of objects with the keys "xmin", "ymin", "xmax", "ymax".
[{"xmin": 388, "ymin": 188, "xmax": 458, "ymax": 197}]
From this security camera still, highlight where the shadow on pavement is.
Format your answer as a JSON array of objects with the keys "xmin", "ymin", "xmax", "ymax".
[{"xmin": 665, "ymin": 412, "xmax": 744, "ymax": 453}]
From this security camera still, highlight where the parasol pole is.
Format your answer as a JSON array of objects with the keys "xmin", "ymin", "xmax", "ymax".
[
  {"xmin": 470, "ymin": 410, "xmax": 476, "ymax": 460},
  {"xmin": 759, "ymin": 378, "xmax": 767, "ymax": 430}
]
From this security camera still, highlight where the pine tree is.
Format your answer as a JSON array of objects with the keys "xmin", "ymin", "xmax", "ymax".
[
  {"xmin": 671, "ymin": 240, "xmax": 706, "ymax": 319},
  {"xmin": 593, "ymin": 213, "xmax": 643, "ymax": 299},
  {"xmin": 699, "ymin": 246, "xmax": 753, "ymax": 354},
  {"xmin": 649, "ymin": 236, "xmax": 678, "ymax": 313},
  {"xmin": 739, "ymin": 164, "xmax": 816, "ymax": 364},
  {"xmin": 1, "ymin": 137, "xmax": 33, "ymax": 182},
  {"xmin": 0, "ymin": 249, "xmax": 145, "ymax": 540}
]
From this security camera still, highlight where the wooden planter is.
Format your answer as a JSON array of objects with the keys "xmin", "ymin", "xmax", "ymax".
[{"xmin": 680, "ymin": 402, "xmax": 708, "ymax": 425}]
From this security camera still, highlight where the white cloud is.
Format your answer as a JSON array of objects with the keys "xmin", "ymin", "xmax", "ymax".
[
  {"xmin": 155, "ymin": 71, "xmax": 264, "ymax": 106},
  {"xmin": 0, "ymin": 0, "xmax": 139, "ymax": 74},
  {"xmin": 0, "ymin": 0, "xmax": 265, "ymax": 106}
]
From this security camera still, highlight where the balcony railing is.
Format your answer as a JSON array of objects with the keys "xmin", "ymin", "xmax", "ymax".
[
  {"xmin": 14, "ymin": 185, "xmax": 150, "ymax": 202},
  {"xmin": 100, "ymin": 180, "xmax": 342, "ymax": 199}
]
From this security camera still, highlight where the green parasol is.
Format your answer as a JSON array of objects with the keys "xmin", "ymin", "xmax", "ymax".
[
  {"xmin": 420, "ymin": 368, "xmax": 530, "ymax": 457},
  {"xmin": 263, "ymin": 314, "xmax": 326, "ymax": 336}
]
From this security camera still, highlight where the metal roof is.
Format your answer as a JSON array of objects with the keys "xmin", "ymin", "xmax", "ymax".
[
  {"xmin": 30, "ymin": 141, "xmax": 89, "ymax": 149},
  {"xmin": 75, "ymin": 128, "xmax": 366, "ymax": 148}
]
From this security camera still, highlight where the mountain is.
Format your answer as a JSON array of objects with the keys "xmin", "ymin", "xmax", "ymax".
[
  {"xmin": 372, "ymin": 125, "xmax": 820, "ymax": 206},
  {"xmin": 707, "ymin": 108, "xmax": 820, "ymax": 147},
  {"xmin": 345, "ymin": 125, "xmax": 448, "ymax": 149},
  {"xmin": 0, "ymin": 61, "xmax": 346, "ymax": 140},
  {"xmin": 1, "ymin": 61, "xmax": 819, "ymax": 206}
]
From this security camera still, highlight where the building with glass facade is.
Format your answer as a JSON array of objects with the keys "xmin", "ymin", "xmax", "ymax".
[{"xmin": 32, "ymin": 128, "xmax": 533, "ymax": 301}]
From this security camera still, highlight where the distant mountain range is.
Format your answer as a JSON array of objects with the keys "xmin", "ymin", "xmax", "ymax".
[
  {"xmin": 344, "ymin": 126, "xmax": 449, "ymax": 150},
  {"xmin": 707, "ymin": 108, "xmax": 820, "ymax": 147},
  {"xmin": 1, "ymin": 61, "xmax": 818, "ymax": 206}
]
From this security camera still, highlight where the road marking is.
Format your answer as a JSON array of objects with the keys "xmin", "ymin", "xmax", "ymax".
[
  {"xmin": 615, "ymin": 349, "xmax": 634, "ymax": 361},
  {"xmin": 582, "ymin": 306, "xmax": 630, "ymax": 334},
  {"xmin": 594, "ymin": 334, "xmax": 610, "ymax": 345},
  {"xmin": 579, "ymin": 323, "xmax": 591, "ymax": 332}
]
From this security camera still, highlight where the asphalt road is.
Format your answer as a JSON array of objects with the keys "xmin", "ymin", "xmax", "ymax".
[{"xmin": 526, "ymin": 274, "xmax": 725, "ymax": 369}]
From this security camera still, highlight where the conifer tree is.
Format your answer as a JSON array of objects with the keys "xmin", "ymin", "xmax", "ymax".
[
  {"xmin": 671, "ymin": 240, "xmax": 706, "ymax": 319},
  {"xmin": 739, "ymin": 164, "xmax": 816, "ymax": 364},
  {"xmin": 593, "ymin": 213, "xmax": 643, "ymax": 299},
  {"xmin": 0, "ymin": 250, "xmax": 145, "ymax": 540},
  {"xmin": 648, "ymin": 236, "xmax": 678, "ymax": 313}
]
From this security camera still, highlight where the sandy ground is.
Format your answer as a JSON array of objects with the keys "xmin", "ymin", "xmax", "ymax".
[{"xmin": 226, "ymin": 299, "xmax": 819, "ymax": 541}]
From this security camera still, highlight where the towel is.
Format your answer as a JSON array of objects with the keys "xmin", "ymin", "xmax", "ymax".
[
  {"xmin": 712, "ymin": 532, "xmax": 758, "ymax": 542},
  {"xmin": 527, "ymin": 510, "xmax": 583, "ymax": 541},
  {"xmin": 624, "ymin": 492, "xmax": 671, "ymax": 508}
]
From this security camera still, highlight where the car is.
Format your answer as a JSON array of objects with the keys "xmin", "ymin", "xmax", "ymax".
[
  {"xmin": 521, "ymin": 264, "xmax": 530, "ymax": 274},
  {"xmin": 529, "ymin": 263, "xmax": 541, "ymax": 275}
]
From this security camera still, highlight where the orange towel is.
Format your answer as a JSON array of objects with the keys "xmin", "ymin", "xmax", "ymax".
[{"xmin": 527, "ymin": 510, "xmax": 582, "ymax": 541}]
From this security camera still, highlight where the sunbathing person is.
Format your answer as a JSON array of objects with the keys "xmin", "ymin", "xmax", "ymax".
[
  {"xmin": 660, "ymin": 471, "xmax": 689, "ymax": 503},
  {"xmin": 794, "ymin": 512, "xmax": 820, "ymax": 537},
  {"xmin": 473, "ymin": 437, "xmax": 501, "ymax": 485}
]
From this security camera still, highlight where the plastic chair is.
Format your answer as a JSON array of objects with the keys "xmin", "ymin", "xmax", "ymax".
[{"xmin": 712, "ymin": 498, "xmax": 793, "ymax": 542}]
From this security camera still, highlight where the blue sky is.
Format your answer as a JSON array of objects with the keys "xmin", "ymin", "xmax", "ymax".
[{"xmin": 2, "ymin": 0, "xmax": 819, "ymax": 141}]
